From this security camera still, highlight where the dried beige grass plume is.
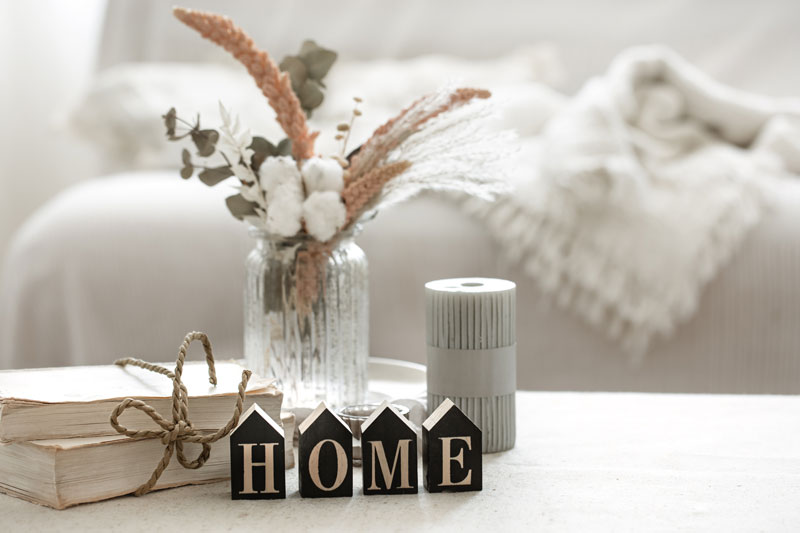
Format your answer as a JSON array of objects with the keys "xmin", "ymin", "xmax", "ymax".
[
  {"xmin": 173, "ymin": 7, "xmax": 317, "ymax": 161},
  {"xmin": 348, "ymin": 88, "xmax": 491, "ymax": 180},
  {"xmin": 416, "ymin": 87, "xmax": 491, "ymax": 126}
]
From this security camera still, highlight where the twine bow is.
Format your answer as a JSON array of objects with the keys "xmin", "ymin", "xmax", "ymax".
[{"xmin": 109, "ymin": 331, "xmax": 251, "ymax": 496}]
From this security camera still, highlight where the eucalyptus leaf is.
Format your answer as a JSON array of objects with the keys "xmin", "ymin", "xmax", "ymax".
[
  {"xmin": 191, "ymin": 129, "xmax": 219, "ymax": 157},
  {"xmin": 249, "ymin": 136, "xmax": 277, "ymax": 156},
  {"xmin": 299, "ymin": 79, "xmax": 324, "ymax": 112},
  {"xmin": 163, "ymin": 107, "xmax": 177, "ymax": 138},
  {"xmin": 249, "ymin": 136, "xmax": 277, "ymax": 170},
  {"xmin": 276, "ymin": 138, "xmax": 292, "ymax": 156},
  {"xmin": 299, "ymin": 40, "xmax": 319, "ymax": 56},
  {"xmin": 225, "ymin": 193, "xmax": 259, "ymax": 221},
  {"xmin": 198, "ymin": 165, "xmax": 234, "ymax": 186},
  {"xmin": 300, "ymin": 45, "xmax": 337, "ymax": 81},
  {"xmin": 181, "ymin": 148, "xmax": 191, "ymax": 165},
  {"xmin": 279, "ymin": 40, "xmax": 337, "ymax": 116},
  {"xmin": 180, "ymin": 164, "xmax": 193, "ymax": 179},
  {"xmin": 279, "ymin": 56, "xmax": 308, "ymax": 92},
  {"xmin": 298, "ymin": 41, "xmax": 336, "ymax": 76}
]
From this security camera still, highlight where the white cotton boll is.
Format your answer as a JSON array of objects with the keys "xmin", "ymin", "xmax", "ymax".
[
  {"xmin": 260, "ymin": 155, "xmax": 302, "ymax": 195},
  {"xmin": 265, "ymin": 182, "xmax": 304, "ymax": 237},
  {"xmin": 302, "ymin": 191, "xmax": 347, "ymax": 242},
  {"xmin": 301, "ymin": 157, "xmax": 344, "ymax": 194}
]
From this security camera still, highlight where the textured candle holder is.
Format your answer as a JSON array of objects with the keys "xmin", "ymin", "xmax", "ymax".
[{"xmin": 425, "ymin": 277, "xmax": 516, "ymax": 453}]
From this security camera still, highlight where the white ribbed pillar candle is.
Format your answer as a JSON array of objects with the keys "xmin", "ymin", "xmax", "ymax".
[{"xmin": 425, "ymin": 277, "xmax": 516, "ymax": 452}]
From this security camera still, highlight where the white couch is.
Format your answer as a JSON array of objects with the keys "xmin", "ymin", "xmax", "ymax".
[{"xmin": 3, "ymin": 169, "xmax": 800, "ymax": 393}]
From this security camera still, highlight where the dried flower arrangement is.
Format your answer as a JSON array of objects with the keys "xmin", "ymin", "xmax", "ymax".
[{"xmin": 164, "ymin": 7, "xmax": 511, "ymax": 308}]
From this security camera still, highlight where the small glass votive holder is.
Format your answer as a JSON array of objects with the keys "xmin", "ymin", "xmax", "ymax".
[{"xmin": 337, "ymin": 403, "xmax": 410, "ymax": 466}]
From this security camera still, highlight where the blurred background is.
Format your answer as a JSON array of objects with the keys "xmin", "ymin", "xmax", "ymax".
[
  {"xmin": 4, "ymin": 0, "xmax": 799, "ymax": 268},
  {"xmin": 1, "ymin": 0, "xmax": 799, "ymax": 393}
]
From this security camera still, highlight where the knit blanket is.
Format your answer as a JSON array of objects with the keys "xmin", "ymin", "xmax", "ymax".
[{"xmin": 479, "ymin": 46, "xmax": 800, "ymax": 357}]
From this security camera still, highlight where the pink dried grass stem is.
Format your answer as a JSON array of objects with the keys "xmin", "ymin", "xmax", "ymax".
[
  {"xmin": 173, "ymin": 7, "xmax": 317, "ymax": 161},
  {"xmin": 294, "ymin": 242, "xmax": 330, "ymax": 318},
  {"xmin": 342, "ymin": 160, "xmax": 412, "ymax": 224}
]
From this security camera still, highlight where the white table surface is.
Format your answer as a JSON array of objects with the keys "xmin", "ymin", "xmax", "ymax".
[{"xmin": 2, "ymin": 392, "xmax": 799, "ymax": 532}]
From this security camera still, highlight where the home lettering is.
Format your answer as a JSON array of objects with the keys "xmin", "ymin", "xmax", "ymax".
[{"xmin": 229, "ymin": 399, "xmax": 484, "ymax": 499}]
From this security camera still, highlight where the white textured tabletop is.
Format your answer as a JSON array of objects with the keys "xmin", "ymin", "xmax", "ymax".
[{"xmin": 2, "ymin": 392, "xmax": 799, "ymax": 532}]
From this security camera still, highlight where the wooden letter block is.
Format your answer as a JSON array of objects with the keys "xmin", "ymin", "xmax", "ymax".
[
  {"xmin": 229, "ymin": 403, "xmax": 286, "ymax": 500},
  {"xmin": 361, "ymin": 401, "xmax": 418, "ymax": 495},
  {"xmin": 298, "ymin": 402, "xmax": 353, "ymax": 498},
  {"xmin": 422, "ymin": 398, "xmax": 482, "ymax": 493}
]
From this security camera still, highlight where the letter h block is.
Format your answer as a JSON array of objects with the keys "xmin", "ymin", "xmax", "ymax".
[
  {"xmin": 422, "ymin": 398, "xmax": 482, "ymax": 493},
  {"xmin": 298, "ymin": 402, "xmax": 354, "ymax": 498},
  {"xmin": 361, "ymin": 401, "xmax": 418, "ymax": 495},
  {"xmin": 229, "ymin": 403, "xmax": 286, "ymax": 499}
]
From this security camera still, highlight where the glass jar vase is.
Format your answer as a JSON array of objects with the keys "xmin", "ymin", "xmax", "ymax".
[{"xmin": 243, "ymin": 227, "xmax": 369, "ymax": 409}]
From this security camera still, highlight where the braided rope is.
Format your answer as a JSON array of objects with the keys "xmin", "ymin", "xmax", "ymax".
[{"xmin": 109, "ymin": 331, "xmax": 251, "ymax": 496}]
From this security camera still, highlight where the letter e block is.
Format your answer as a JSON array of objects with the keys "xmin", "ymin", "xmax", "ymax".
[{"xmin": 422, "ymin": 398, "xmax": 482, "ymax": 493}]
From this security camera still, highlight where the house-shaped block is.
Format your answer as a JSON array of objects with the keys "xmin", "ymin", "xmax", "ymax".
[
  {"xmin": 360, "ymin": 401, "xmax": 418, "ymax": 495},
  {"xmin": 298, "ymin": 402, "xmax": 353, "ymax": 498},
  {"xmin": 422, "ymin": 398, "xmax": 482, "ymax": 493},
  {"xmin": 229, "ymin": 402, "xmax": 286, "ymax": 499}
]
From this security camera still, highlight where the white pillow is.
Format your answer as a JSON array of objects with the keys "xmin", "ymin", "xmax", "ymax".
[
  {"xmin": 67, "ymin": 62, "xmax": 286, "ymax": 171},
  {"xmin": 66, "ymin": 46, "xmax": 564, "ymax": 170}
]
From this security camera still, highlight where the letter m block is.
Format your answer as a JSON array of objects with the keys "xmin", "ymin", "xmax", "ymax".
[{"xmin": 361, "ymin": 401, "xmax": 418, "ymax": 495}]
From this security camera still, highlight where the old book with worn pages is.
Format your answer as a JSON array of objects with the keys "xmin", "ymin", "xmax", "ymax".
[
  {"xmin": 0, "ymin": 411, "xmax": 295, "ymax": 509},
  {"xmin": 0, "ymin": 361, "xmax": 281, "ymax": 442}
]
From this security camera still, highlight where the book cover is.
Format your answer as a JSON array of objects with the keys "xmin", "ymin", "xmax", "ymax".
[{"xmin": 0, "ymin": 361, "xmax": 281, "ymax": 441}]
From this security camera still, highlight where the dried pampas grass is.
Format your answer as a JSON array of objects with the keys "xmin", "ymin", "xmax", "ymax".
[
  {"xmin": 347, "ymin": 88, "xmax": 491, "ymax": 180},
  {"xmin": 342, "ymin": 88, "xmax": 513, "ymax": 227},
  {"xmin": 342, "ymin": 161, "xmax": 412, "ymax": 224}
]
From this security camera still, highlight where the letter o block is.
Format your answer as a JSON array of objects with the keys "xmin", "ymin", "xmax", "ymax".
[{"xmin": 298, "ymin": 402, "xmax": 353, "ymax": 498}]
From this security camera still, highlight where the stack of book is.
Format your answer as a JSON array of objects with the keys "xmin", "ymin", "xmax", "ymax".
[{"xmin": 0, "ymin": 361, "xmax": 288, "ymax": 509}]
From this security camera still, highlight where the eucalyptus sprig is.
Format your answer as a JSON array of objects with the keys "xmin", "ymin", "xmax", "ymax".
[
  {"xmin": 163, "ymin": 107, "xmax": 220, "ymax": 157},
  {"xmin": 163, "ymin": 106, "xmax": 293, "ymax": 220},
  {"xmin": 279, "ymin": 40, "xmax": 337, "ymax": 117},
  {"xmin": 163, "ymin": 107, "xmax": 229, "ymax": 182}
]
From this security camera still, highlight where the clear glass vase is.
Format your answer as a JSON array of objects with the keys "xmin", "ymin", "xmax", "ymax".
[{"xmin": 243, "ymin": 227, "xmax": 369, "ymax": 409}]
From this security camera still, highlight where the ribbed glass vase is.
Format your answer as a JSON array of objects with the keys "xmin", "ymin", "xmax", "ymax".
[{"xmin": 243, "ymin": 227, "xmax": 369, "ymax": 409}]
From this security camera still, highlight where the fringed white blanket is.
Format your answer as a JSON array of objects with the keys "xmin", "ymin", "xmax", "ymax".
[{"xmin": 480, "ymin": 46, "xmax": 800, "ymax": 357}]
